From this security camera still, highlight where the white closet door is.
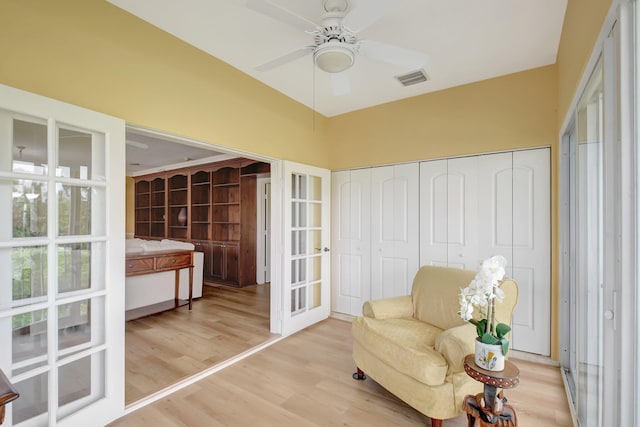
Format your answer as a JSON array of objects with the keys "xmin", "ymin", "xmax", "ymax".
[
  {"xmin": 371, "ymin": 163, "xmax": 420, "ymax": 300},
  {"xmin": 331, "ymin": 169, "xmax": 371, "ymax": 316},
  {"xmin": 420, "ymin": 157, "xmax": 479, "ymax": 270},
  {"xmin": 419, "ymin": 160, "xmax": 448, "ymax": 266},
  {"xmin": 476, "ymin": 149, "xmax": 551, "ymax": 355},
  {"xmin": 476, "ymin": 152, "xmax": 514, "ymax": 275},
  {"xmin": 511, "ymin": 149, "xmax": 551, "ymax": 355},
  {"xmin": 420, "ymin": 149, "xmax": 551, "ymax": 355},
  {"xmin": 445, "ymin": 156, "xmax": 481, "ymax": 270}
]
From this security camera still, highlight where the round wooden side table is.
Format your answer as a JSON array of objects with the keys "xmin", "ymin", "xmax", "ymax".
[{"xmin": 462, "ymin": 354, "xmax": 519, "ymax": 427}]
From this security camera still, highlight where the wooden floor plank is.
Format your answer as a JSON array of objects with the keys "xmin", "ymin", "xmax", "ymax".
[
  {"xmin": 114, "ymin": 318, "xmax": 572, "ymax": 426},
  {"xmin": 125, "ymin": 283, "xmax": 274, "ymax": 404}
]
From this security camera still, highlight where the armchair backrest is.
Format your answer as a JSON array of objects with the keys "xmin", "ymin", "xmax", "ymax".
[{"xmin": 411, "ymin": 265, "xmax": 519, "ymax": 332}]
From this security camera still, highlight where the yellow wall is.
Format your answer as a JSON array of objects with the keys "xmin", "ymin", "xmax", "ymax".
[
  {"xmin": 557, "ymin": 0, "xmax": 613, "ymax": 124},
  {"xmin": 126, "ymin": 177, "xmax": 135, "ymax": 236},
  {"xmin": 0, "ymin": 0, "xmax": 329, "ymax": 167},
  {"xmin": 327, "ymin": 66, "xmax": 557, "ymax": 169}
]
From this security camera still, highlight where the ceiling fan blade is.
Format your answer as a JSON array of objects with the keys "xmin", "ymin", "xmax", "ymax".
[
  {"xmin": 330, "ymin": 72, "xmax": 350, "ymax": 96},
  {"xmin": 246, "ymin": 0, "xmax": 318, "ymax": 32},
  {"xmin": 358, "ymin": 39, "xmax": 428, "ymax": 69},
  {"xmin": 255, "ymin": 46, "xmax": 315, "ymax": 71},
  {"xmin": 342, "ymin": 0, "xmax": 391, "ymax": 33}
]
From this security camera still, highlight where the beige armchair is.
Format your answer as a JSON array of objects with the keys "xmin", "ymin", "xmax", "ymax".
[{"xmin": 351, "ymin": 265, "xmax": 518, "ymax": 427}]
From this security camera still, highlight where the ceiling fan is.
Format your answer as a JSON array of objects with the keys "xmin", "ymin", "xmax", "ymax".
[{"xmin": 246, "ymin": 0, "xmax": 428, "ymax": 95}]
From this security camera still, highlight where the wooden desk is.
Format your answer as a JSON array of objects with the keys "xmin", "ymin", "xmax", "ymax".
[
  {"xmin": 0, "ymin": 368, "xmax": 19, "ymax": 425},
  {"xmin": 462, "ymin": 354, "xmax": 519, "ymax": 427},
  {"xmin": 125, "ymin": 249, "xmax": 194, "ymax": 321}
]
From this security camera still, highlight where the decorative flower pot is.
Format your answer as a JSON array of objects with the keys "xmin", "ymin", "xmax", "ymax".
[{"xmin": 474, "ymin": 338, "xmax": 505, "ymax": 371}]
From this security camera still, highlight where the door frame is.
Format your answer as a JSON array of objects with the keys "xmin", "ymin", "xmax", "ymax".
[{"xmin": 125, "ymin": 125, "xmax": 285, "ymax": 334}]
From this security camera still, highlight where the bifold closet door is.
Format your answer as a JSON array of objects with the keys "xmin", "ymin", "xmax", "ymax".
[
  {"xmin": 510, "ymin": 149, "xmax": 550, "ymax": 355},
  {"xmin": 331, "ymin": 169, "xmax": 371, "ymax": 315},
  {"xmin": 370, "ymin": 163, "xmax": 420, "ymax": 300},
  {"xmin": 419, "ymin": 156, "xmax": 480, "ymax": 270},
  {"xmin": 420, "ymin": 149, "xmax": 551, "ymax": 355}
]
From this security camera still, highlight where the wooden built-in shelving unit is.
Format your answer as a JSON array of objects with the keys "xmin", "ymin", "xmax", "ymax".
[{"xmin": 133, "ymin": 158, "xmax": 269, "ymax": 287}]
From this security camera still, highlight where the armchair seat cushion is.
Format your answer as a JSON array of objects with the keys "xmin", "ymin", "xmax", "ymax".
[{"xmin": 352, "ymin": 316, "xmax": 448, "ymax": 386}]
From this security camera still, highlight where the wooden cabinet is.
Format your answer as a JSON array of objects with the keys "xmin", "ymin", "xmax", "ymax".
[
  {"xmin": 190, "ymin": 170, "xmax": 211, "ymax": 241},
  {"xmin": 168, "ymin": 173, "xmax": 188, "ymax": 240},
  {"xmin": 210, "ymin": 242, "xmax": 239, "ymax": 282},
  {"xmin": 150, "ymin": 177, "xmax": 166, "ymax": 238},
  {"xmin": 133, "ymin": 159, "xmax": 269, "ymax": 287},
  {"xmin": 134, "ymin": 180, "xmax": 150, "ymax": 236}
]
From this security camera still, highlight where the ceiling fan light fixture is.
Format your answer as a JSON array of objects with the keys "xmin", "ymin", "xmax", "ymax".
[{"xmin": 314, "ymin": 42, "xmax": 355, "ymax": 73}]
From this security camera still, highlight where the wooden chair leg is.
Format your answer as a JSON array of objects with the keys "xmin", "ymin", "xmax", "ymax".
[
  {"xmin": 352, "ymin": 367, "xmax": 366, "ymax": 380},
  {"xmin": 430, "ymin": 418, "xmax": 443, "ymax": 427}
]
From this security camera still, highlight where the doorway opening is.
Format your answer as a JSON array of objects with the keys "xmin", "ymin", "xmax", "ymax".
[{"xmin": 124, "ymin": 126, "xmax": 275, "ymax": 405}]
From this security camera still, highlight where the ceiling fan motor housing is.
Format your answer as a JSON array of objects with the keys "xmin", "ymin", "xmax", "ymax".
[{"xmin": 313, "ymin": 14, "xmax": 358, "ymax": 73}]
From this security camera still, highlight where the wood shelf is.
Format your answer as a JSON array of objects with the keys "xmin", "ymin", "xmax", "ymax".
[{"xmin": 133, "ymin": 159, "xmax": 269, "ymax": 286}]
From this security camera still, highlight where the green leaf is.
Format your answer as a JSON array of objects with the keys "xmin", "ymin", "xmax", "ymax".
[
  {"xmin": 480, "ymin": 333, "xmax": 499, "ymax": 345},
  {"xmin": 495, "ymin": 323, "xmax": 511, "ymax": 339},
  {"xmin": 469, "ymin": 319, "xmax": 487, "ymax": 338},
  {"xmin": 501, "ymin": 338, "xmax": 509, "ymax": 356}
]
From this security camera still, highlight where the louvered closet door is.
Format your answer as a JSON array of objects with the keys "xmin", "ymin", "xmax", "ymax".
[
  {"xmin": 331, "ymin": 169, "xmax": 371, "ymax": 316},
  {"xmin": 370, "ymin": 163, "xmax": 419, "ymax": 300}
]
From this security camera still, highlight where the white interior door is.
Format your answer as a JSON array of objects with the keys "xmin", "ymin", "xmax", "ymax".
[
  {"xmin": 370, "ymin": 163, "xmax": 419, "ymax": 300},
  {"xmin": 511, "ymin": 149, "xmax": 551, "ymax": 355},
  {"xmin": 282, "ymin": 161, "xmax": 330, "ymax": 336},
  {"xmin": 419, "ymin": 156, "xmax": 480, "ymax": 270},
  {"xmin": 420, "ymin": 149, "xmax": 551, "ymax": 355},
  {"xmin": 444, "ymin": 156, "xmax": 481, "ymax": 270},
  {"xmin": 0, "ymin": 85, "xmax": 125, "ymax": 426},
  {"xmin": 331, "ymin": 169, "xmax": 371, "ymax": 316},
  {"xmin": 419, "ymin": 160, "xmax": 448, "ymax": 267}
]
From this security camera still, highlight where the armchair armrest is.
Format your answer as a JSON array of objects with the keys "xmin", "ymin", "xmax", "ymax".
[
  {"xmin": 435, "ymin": 323, "xmax": 477, "ymax": 374},
  {"xmin": 362, "ymin": 296, "xmax": 413, "ymax": 319}
]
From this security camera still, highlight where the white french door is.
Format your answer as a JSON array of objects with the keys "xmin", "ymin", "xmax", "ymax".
[
  {"xmin": 0, "ymin": 85, "xmax": 125, "ymax": 426},
  {"xmin": 281, "ymin": 161, "xmax": 330, "ymax": 336}
]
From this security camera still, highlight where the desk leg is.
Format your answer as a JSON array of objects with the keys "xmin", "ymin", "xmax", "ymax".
[
  {"xmin": 174, "ymin": 269, "xmax": 180, "ymax": 304},
  {"xmin": 188, "ymin": 266, "xmax": 193, "ymax": 311}
]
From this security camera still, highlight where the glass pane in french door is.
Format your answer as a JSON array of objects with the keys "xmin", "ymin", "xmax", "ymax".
[
  {"xmin": 290, "ymin": 172, "xmax": 324, "ymax": 316},
  {"xmin": 0, "ymin": 108, "xmax": 110, "ymax": 426}
]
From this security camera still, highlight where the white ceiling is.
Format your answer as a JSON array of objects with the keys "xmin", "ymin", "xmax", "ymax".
[
  {"xmin": 126, "ymin": 130, "xmax": 232, "ymax": 176},
  {"xmin": 108, "ymin": 0, "xmax": 567, "ymax": 118}
]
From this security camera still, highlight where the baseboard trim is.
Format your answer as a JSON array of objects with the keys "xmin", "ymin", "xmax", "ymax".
[
  {"xmin": 330, "ymin": 312, "xmax": 354, "ymax": 322},
  {"xmin": 509, "ymin": 349, "xmax": 560, "ymax": 366}
]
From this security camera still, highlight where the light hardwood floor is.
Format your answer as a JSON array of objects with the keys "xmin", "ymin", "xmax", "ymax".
[
  {"xmin": 115, "ymin": 317, "xmax": 573, "ymax": 426},
  {"xmin": 125, "ymin": 282, "xmax": 275, "ymax": 404}
]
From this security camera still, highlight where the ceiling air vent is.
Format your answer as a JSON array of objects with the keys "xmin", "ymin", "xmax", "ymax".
[{"xmin": 395, "ymin": 69, "xmax": 430, "ymax": 87}]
